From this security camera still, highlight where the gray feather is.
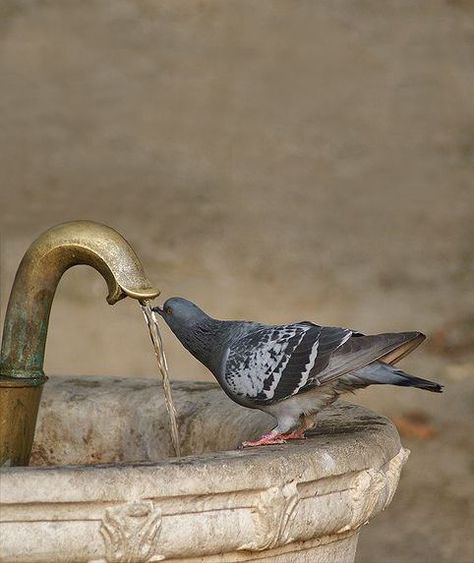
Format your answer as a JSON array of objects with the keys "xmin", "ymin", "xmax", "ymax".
[
  {"xmin": 348, "ymin": 362, "xmax": 444, "ymax": 393},
  {"xmin": 309, "ymin": 331, "xmax": 426, "ymax": 386},
  {"xmin": 156, "ymin": 297, "xmax": 442, "ymax": 424}
]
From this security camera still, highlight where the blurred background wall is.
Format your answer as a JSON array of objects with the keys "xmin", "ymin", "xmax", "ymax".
[{"xmin": 1, "ymin": 1, "xmax": 473, "ymax": 561}]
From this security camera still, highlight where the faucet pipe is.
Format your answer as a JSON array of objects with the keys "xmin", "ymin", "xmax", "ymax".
[{"xmin": 0, "ymin": 220, "xmax": 159, "ymax": 466}]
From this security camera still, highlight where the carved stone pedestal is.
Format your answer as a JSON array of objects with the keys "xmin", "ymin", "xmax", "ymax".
[{"xmin": 0, "ymin": 377, "xmax": 409, "ymax": 562}]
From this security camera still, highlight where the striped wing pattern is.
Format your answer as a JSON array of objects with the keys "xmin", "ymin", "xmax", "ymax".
[{"xmin": 224, "ymin": 323, "xmax": 352, "ymax": 404}]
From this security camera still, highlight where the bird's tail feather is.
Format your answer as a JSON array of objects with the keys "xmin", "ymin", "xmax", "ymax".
[
  {"xmin": 391, "ymin": 370, "xmax": 444, "ymax": 393},
  {"xmin": 356, "ymin": 362, "xmax": 444, "ymax": 393}
]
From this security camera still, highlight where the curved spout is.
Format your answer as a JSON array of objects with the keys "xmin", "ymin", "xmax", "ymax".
[{"xmin": 0, "ymin": 220, "xmax": 160, "ymax": 382}]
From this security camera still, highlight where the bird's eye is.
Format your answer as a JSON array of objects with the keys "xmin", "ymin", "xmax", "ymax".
[{"xmin": 165, "ymin": 306, "xmax": 172, "ymax": 315}]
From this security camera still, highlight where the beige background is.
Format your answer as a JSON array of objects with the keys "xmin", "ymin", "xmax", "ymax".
[{"xmin": 1, "ymin": 1, "xmax": 473, "ymax": 561}]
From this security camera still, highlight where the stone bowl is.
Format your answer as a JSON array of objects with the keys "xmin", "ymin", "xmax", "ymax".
[{"xmin": 0, "ymin": 376, "xmax": 408, "ymax": 562}]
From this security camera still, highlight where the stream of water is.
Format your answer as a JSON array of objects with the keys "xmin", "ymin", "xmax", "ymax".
[{"xmin": 140, "ymin": 301, "xmax": 181, "ymax": 458}]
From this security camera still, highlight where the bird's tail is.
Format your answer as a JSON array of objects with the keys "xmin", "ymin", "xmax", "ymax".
[{"xmin": 356, "ymin": 362, "xmax": 444, "ymax": 393}]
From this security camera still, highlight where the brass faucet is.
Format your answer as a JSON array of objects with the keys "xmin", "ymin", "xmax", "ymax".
[{"xmin": 0, "ymin": 221, "xmax": 160, "ymax": 466}]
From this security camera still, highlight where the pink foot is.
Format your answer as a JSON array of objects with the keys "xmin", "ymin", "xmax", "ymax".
[
  {"xmin": 239, "ymin": 430, "xmax": 306, "ymax": 449},
  {"xmin": 239, "ymin": 432, "xmax": 287, "ymax": 448},
  {"xmin": 280, "ymin": 429, "xmax": 306, "ymax": 441}
]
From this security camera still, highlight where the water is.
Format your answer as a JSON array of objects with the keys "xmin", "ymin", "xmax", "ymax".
[{"xmin": 140, "ymin": 301, "xmax": 181, "ymax": 458}]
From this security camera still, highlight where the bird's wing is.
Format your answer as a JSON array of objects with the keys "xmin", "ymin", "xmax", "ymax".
[
  {"xmin": 311, "ymin": 331, "xmax": 426, "ymax": 386},
  {"xmin": 223, "ymin": 323, "xmax": 352, "ymax": 404},
  {"xmin": 224, "ymin": 323, "xmax": 425, "ymax": 405}
]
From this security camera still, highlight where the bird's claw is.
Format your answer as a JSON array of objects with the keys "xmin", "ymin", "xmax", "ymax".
[
  {"xmin": 238, "ymin": 430, "xmax": 306, "ymax": 449},
  {"xmin": 281, "ymin": 430, "xmax": 307, "ymax": 441},
  {"xmin": 239, "ymin": 437, "xmax": 286, "ymax": 449}
]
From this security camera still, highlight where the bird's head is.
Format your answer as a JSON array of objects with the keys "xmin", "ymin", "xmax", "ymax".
[{"xmin": 153, "ymin": 297, "xmax": 209, "ymax": 335}]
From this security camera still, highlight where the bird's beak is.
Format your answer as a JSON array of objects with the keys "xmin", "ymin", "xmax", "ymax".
[{"xmin": 152, "ymin": 305, "xmax": 164, "ymax": 317}]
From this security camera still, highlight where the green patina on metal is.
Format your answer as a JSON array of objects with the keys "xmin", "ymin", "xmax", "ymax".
[{"xmin": 0, "ymin": 220, "xmax": 160, "ymax": 465}]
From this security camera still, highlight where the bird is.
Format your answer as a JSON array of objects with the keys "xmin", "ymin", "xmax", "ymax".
[{"xmin": 153, "ymin": 297, "xmax": 443, "ymax": 448}]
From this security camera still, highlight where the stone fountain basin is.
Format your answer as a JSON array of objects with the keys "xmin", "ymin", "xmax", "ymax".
[{"xmin": 0, "ymin": 376, "xmax": 408, "ymax": 562}]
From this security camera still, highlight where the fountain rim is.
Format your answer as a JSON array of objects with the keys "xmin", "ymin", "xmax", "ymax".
[{"xmin": 1, "ymin": 386, "xmax": 404, "ymax": 501}]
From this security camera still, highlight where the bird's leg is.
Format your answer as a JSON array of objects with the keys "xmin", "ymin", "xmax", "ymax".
[
  {"xmin": 300, "ymin": 413, "xmax": 317, "ymax": 433},
  {"xmin": 239, "ymin": 424, "xmax": 309, "ymax": 448},
  {"xmin": 274, "ymin": 415, "xmax": 317, "ymax": 442},
  {"xmin": 239, "ymin": 414, "xmax": 318, "ymax": 448}
]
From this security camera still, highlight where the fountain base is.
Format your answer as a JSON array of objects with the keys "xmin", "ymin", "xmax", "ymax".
[{"xmin": 0, "ymin": 376, "xmax": 409, "ymax": 562}]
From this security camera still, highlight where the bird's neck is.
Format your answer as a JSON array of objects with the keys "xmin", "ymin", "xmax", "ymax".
[{"xmin": 173, "ymin": 318, "xmax": 247, "ymax": 379}]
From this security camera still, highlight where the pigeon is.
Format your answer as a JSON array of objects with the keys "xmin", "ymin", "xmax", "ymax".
[{"xmin": 154, "ymin": 297, "xmax": 443, "ymax": 447}]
